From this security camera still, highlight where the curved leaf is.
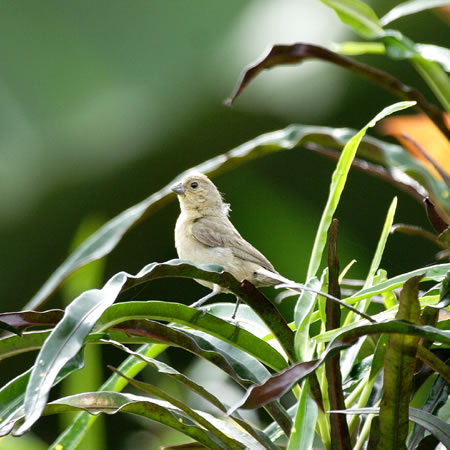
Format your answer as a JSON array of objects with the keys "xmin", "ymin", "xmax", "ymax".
[
  {"xmin": 345, "ymin": 263, "xmax": 450, "ymax": 306},
  {"xmin": 0, "ymin": 310, "xmax": 64, "ymax": 331},
  {"xmin": 226, "ymin": 43, "xmax": 449, "ymax": 141},
  {"xmin": 228, "ymin": 320, "xmax": 450, "ymax": 413},
  {"xmin": 17, "ymin": 272, "xmax": 128, "ymax": 435},
  {"xmin": 380, "ymin": 0, "xmax": 450, "ymax": 26},
  {"xmin": 378, "ymin": 275, "xmax": 422, "ymax": 449},
  {"xmin": 307, "ymin": 102, "xmax": 412, "ymax": 281},
  {"xmin": 107, "ymin": 340, "xmax": 278, "ymax": 450},
  {"xmin": 287, "ymin": 379, "xmax": 318, "ymax": 450},
  {"xmin": 19, "ymin": 259, "xmax": 294, "ymax": 436},
  {"xmin": 328, "ymin": 407, "xmax": 450, "ymax": 448},
  {"xmin": 108, "ymin": 320, "xmax": 292, "ymax": 435},
  {"xmin": 320, "ymin": 0, "xmax": 384, "ymax": 39},
  {"xmin": 49, "ymin": 392, "xmax": 230, "ymax": 450},
  {"xmin": 51, "ymin": 343, "xmax": 167, "ymax": 450},
  {"xmin": 98, "ymin": 301, "xmax": 287, "ymax": 371},
  {"xmin": 0, "ymin": 351, "xmax": 84, "ymax": 436}
]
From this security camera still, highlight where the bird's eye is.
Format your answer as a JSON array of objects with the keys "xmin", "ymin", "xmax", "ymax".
[{"xmin": 190, "ymin": 181, "xmax": 199, "ymax": 189}]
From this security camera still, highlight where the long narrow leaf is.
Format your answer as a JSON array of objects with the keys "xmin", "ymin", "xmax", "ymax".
[
  {"xmin": 380, "ymin": 0, "xmax": 450, "ymax": 26},
  {"xmin": 16, "ymin": 273, "xmax": 127, "ymax": 434},
  {"xmin": 228, "ymin": 320, "xmax": 449, "ymax": 413},
  {"xmin": 378, "ymin": 275, "xmax": 422, "ymax": 449},
  {"xmin": 107, "ymin": 340, "xmax": 278, "ymax": 450},
  {"xmin": 320, "ymin": 0, "xmax": 384, "ymax": 39},
  {"xmin": 0, "ymin": 352, "xmax": 84, "ymax": 436},
  {"xmin": 287, "ymin": 379, "xmax": 318, "ymax": 450},
  {"xmin": 307, "ymin": 102, "xmax": 415, "ymax": 281},
  {"xmin": 329, "ymin": 407, "xmax": 450, "ymax": 448},
  {"xmin": 344, "ymin": 263, "xmax": 450, "ymax": 305}
]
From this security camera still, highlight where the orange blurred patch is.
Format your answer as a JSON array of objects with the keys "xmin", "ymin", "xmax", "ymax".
[{"xmin": 379, "ymin": 114, "xmax": 450, "ymax": 180}]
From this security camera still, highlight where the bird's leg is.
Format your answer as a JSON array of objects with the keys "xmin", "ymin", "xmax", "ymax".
[
  {"xmin": 190, "ymin": 284, "xmax": 220, "ymax": 308},
  {"xmin": 231, "ymin": 297, "xmax": 241, "ymax": 320}
]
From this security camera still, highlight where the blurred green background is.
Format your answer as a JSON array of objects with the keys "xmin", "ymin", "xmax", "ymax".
[{"xmin": 1, "ymin": 1, "xmax": 447, "ymax": 448}]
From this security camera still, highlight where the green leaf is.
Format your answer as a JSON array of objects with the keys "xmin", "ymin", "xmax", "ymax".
[
  {"xmin": 51, "ymin": 343, "xmax": 168, "ymax": 450},
  {"xmin": 415, "ymin": 44, "xmax": 450, "ymax": 72},
  {"xmin": 378, "ymin": 275, "xmax": 422, "ymax": 449},
  {"xmin": 344, "ymin": 263, "xmax": 450, "ymax": 306},
  {"xmin": 343, "ymin": 197, "xmax": 397, "ymax": 328},
  {"xmin": 333, "ymin": 41, "xmax": 386, "ymax": 56},
  {"xmin": 107, "ymin": 320, "xmax": 292, "ymax": 436},
  {"xmin": 304, "ymin": 103, "xmax": 413, "ymax": 290},
  {"xmin": 380, "ymin": 0, "xmax": 450, "ymax": 26},
  {"xmin": 16, "ymin": 272, "xmax": 129, "ymax": 435},
  {"xmin": 229, "ymin": 320, "xmax": 449, "ymax": 413},
  {"xmin": 320, "ymin": 0, "xmax": 384, "ymax": 39},
  {"xmin": 0, "ymin": 351, "xmax": 84, "ymax": 436},
  {"xmin": 49, "ymin": 392, "xmax": 232, "ymax": 450},
  {"xmin": 109, "ymin": 366, "xmax": 260, "ymax": 450},
  {"xmin": 287, "ymin": 379, "xmax": 318, "ymax": 450},
  {"xmin": 294, "ymin": 276, "xmax": 322, "ymax": 361},
  {"xmin": 98, "ymin": 301, "xmax": 287, "ymax": 371},
  {"xmin": 383, "ymin": 31, "xmax": 450, "ymax": 111},
  {"xmin": 0, "ymin": 330, "xmax": 51, "ymax": 360},
  {"xmin": 329, "ymin": 407, "xmax": 450, "ymax": 449},
  {"xmin": 106, "ymin": 340, "xmax": 278, "ymax": 450}
]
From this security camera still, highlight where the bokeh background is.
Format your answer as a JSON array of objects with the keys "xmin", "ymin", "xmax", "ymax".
[{"xmin": 1, "ymin": 1, "xmax": 447, "ymax": 448}]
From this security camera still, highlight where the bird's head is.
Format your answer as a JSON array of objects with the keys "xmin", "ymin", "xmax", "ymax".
[{"xmin": 171, "ymin": 173, "xmax": 229, "ymax": 216}]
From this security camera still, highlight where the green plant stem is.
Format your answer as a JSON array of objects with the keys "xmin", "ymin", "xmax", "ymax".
[
  {"xmin": 317, "ymin": 408, "xmax": 331, "ymax": 450},
  {"xmin": 292, "ymin": 384, "xmax": 301, "ymax": 400},
  {"xmin": 345, "ymin": 372, "xmax": 370, "ymax": 408},
  {"xmin": 348, "ymin": 367, "xmax": 382, "ymax": 435},
  {"xmin": 417, "ymin": 345, "xmax": 450, "ymax": 383},
  {"xmin": 353, "ymin": 406, "xmax": 379, "ymax": 450}
]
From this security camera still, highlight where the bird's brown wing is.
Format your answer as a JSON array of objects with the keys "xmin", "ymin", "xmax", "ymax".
[{"xmin": 191, "ymin": 216, "xmax": 276, "ymax": 271}]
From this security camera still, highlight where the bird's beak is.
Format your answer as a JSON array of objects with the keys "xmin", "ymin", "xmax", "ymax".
[{"xmin": 171, "ymin": 182, "xmax": 185, "ymax": 195}]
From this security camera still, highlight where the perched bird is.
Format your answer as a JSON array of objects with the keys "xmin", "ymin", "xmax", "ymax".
[{"xmin": 171, "ymin": 172, "xmax": 282, "ymax": 317}]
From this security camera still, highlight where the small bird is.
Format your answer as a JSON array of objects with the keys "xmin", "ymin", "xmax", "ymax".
[{"xmin": 171, "ymin": 173, "xmax": 282, "ymax": 317}]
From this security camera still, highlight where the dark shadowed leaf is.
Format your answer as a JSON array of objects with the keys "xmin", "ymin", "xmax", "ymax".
[
  {"xmin": 226, "ymin": 43, "xmax": 448, "ymax": 142},
  {"xmin": 0, "ymin": 310, "xmax": 64, "ymax": 331},
  {"xmin": 408, "ymin": 375, "xmax": 450, "ymax": 448},
  {"xmin": 0, "ymin": 321, "xmax": 21, "ymax": 336},
  {"xmin": 325, "ymin": 219, "xmax": 351, "ymax": 450}
]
